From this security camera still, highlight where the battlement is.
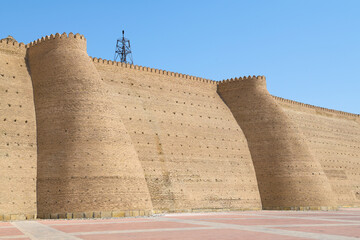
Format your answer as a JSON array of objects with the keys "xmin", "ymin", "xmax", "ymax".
[
  {"xmin": 273, "ymin": 95, "xmax": 360, "ymax": 118},
  {"xmin": 26, "ymin": 32, "xmax": 86, "ymax": 48},
  {"xmin": 217, "ymin": 75, "xmax": 267, "ymax": 92},
  {"xmin": 217, "ymin": 75, "xmax": 266, "ymax": 85},
  {"xmin": 91, "ymin": 57, "xmax": 217, "ymax": 85},
  {"xmin": 25, "ymin": 33, "xmax": 87, "ymax": 58},
  {"xmin": 0, "ymin": 38, "xmax": 26, "ymax": 48},
  {"xmin": 0, "ymin": 36, "xmax": 26, "ymax": 55}
]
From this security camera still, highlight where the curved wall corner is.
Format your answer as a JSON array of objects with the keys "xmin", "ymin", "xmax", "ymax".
[
  {"xmin": 217, "ymin": 76, "xmax": 337, "ymax": 210},
  {"xmin": 27, "ymin": 33, "xmax": 153, "ymax": 217},
  {"xmin": 0, "ymin": 39, "xmax": 37, "ymax": 220}
]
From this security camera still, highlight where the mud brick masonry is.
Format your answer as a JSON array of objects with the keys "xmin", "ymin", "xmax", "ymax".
[{"xmin": 0, "ymin": 33, "xmax": 359, "ymax": 220}]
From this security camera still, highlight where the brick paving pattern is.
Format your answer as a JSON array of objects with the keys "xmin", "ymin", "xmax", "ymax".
[{"xmin": 1, "ymin": 208, "xmax": 360, "ymax": 240}]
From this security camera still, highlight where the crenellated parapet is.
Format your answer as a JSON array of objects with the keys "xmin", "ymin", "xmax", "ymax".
[
  {"xmin": 26, "ymin": 32, "xmax": 86, "ymax": 47},
  {"xmin": 217, "ymin": 75, "xmax": 266, "ymax": 85},
  {"xmin": 0, "ymin": 38, "xmax": 26, "ymax": 48},
  {"xmin": 218, "ymin": 76, "xmax": 359, "ymax": 118},
  {"xmin": 217, "ymin": 75, "xmax": 266, "ymax": 93},
  {"xmin": 26, "ymin": 32, "xmax": 87, "ymax": 57},
  {"xmin": 0, "ymin": 36, "xmax": 26, "ymax": 55},
  {"xmin": 273, "ymin": 95, "xmax": 360, "ymax": 118},
  {"xmin": 91, "ymin": 57, "xmax": 217, "ymax": 85}
]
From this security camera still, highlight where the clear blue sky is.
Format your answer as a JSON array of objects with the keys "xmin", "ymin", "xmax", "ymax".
[{"xmin": 1, "ymin": 0, "xmax": 359, "ymax": 113}]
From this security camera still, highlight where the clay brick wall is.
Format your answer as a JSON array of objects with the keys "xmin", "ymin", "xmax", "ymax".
[
  {"xmin": 0, "ymin": 38, "xmax": 37, "ymax": 220},
  {"xmin": 217, "ymin": 76, "xmax": 337, "ymax": 210},
  {"xmin": 274, "ymin": 96, "xmax": 360, "ymax": 207},
  {"xmin": 2, "ymin": 32, "xmax": 359, "ymax": 218},
  {"xmin": 26, "ymin": 33, "xmax": 153, "ymax": 218},
  {"xmin": 93, "ymin": 60, "xmax": 262, "ymax": 212}
]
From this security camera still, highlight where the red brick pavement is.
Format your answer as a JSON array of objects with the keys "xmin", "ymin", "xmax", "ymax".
[{"xmin": 1, "ymin": 208, "xmax": 360, "ymax": 240}]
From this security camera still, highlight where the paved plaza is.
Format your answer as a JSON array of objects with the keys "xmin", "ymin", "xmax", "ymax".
[{"xmin": 1, "ymin": 208, "xmax": 360, "ymax": 240}]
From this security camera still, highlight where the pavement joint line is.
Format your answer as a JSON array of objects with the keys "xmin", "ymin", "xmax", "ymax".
[
  {"xmin": 169, "ymin": 216, "xmax": 360, "ymax": 226},
  {"xmin": 250, "ymin": 226, "xmax": 360, "ymax": 240},
  {"xmin": 186, "ymin": 216, "xmax": 360, "ymax": 223},
  {"xmin": 12, "ymin": 221, "xmax": 82, "ymax": 240},
  {"xmin": 269, "ymin": 212, "xmax": 360, "ymax": 215},
  {"xmin": 164, "ymin": 210, "xmax": 360, "ymax": 217},
  {"xmin": 231, "ymin": 213, "xmax": 360, "ymax": 223},
  {"xmin": 70, "ymin": 226, "xmax": 220, "ymax": 236},
  {"xmin": 239, "ymin": 211, "xmax": 360, "ymax": 215},
  {"xmin": 43, "ymin": 220, "xmax": 156, "ymax": 226},
  {"xmin": 184, "ymin": 219, "xmax": 360, "ymax": 227},
  {"xmin": 0, "ymin": 226, "xmax": 15, "ymax": 228},
  {"xmin": 253, "ymin": 223, "xmax": 360, "ymax": 228},
  {"xmin": 176, "ymin": 217, "xmax": 277, "ymax": 221},
  {"xmin": 0, "ymin": 235, "xmax": 28, "ymax": 239},
  {"xmin": 293, "ymin": 218, "xmax": 360, "ymax": 223},
  {"xmin": 157, "ymin": 216, "xmax": 360, "ymax": 240}
]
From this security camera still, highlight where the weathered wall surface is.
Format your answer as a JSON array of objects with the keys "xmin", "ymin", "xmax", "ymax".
[
  {"xmin": 2, "ymin": 32, "xmax": 360, "ymax": 219},
  {"xmin": 274, "ymin": 96, "xmax": 360, "ymax": 207},
  {"xmin": 27, "ymin": 33, "xmax": 153, "ymax": 218},
  {"xmin": 93, "ymin": 60, "xmax": 262, "ymax": 212},
  {"xmin": 217, "ymin": 76, "xmax": 337, "ymax": 210},
  {"xmin": 0, "ymin": 37, "xmax": 37, "ymax": 220}
]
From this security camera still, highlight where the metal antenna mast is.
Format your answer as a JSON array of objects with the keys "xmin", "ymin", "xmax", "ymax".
[{"xmin": 114, "ymin": 30, "xmax": 133, "ymax": 64}]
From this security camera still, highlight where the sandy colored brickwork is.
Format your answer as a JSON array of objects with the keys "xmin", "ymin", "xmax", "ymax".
[
  {"xmin": 217, "ymin": 76, "xmax": 337, "ymax": 209},
  {"xmin": 94, "ymin": 60, "xmax": 262, "ymax": 213},
  {"xmin": 0, "ymin": 37, "xmax": 37, "ymax": 220},
  {"xmin": 274, "ymin": 96, "xmax": 360, "ymax": 207},
  {"xmin": 0, "ymin": 32, "xmax": 359, "ymax": 219},
  {"xmin": 26, "ymin": 33, "xmax": 153, "ymax": 218}
]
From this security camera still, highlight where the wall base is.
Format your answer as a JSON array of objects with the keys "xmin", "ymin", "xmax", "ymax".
[
  {"xmin": 0, "ymin": 214, "xmax": 36, "ymax": 221},
  {"xmin": 262, "ymin": 206, "xmax": 338, "ymax": 211},
  {"xmin": 36, "ymin": 210, "xmax": 154, "ymax": 220},
  {"xmin": 1, "ymin": 206, "xmax": 345, "ymax": 221}
]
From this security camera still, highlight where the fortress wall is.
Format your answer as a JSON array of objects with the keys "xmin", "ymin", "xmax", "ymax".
[
  {"xmin": 93, "ymin": 60, "xmax": 262, "ymax": 212},
  {"xmin": 0, "ymin": 39, "xmax": 37, "ymax": 220},
  {"xmin": 5, "ymin": 32, "xmax": 358, "ymax": 219},
  {"xmin": 274, "ymin": 96, "xmax": 360, "ymax": 206},
  {"xmin": 27, "ymin": 33, "xmax": 153, "ymax": 218},
  {"xmin": 217, "ymin": 76, "xmax": 337, "ymax": 210}
]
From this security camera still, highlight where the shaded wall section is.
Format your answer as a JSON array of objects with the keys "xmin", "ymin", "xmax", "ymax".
[
  {"xmin": 275, "ymin": 96, "xmax": 360, "ymax": 207},
  {"xmin": 27, "ymin": 33, "xmax": 153, "ymax": 218},
  {"xmin": 0, "ymin": 37, "xmax": 37, "ymax": 220},
  {"xmin": 93, "ymin": 60, "xmax": 262, "ymax": 212},
  {"xmin": 217, "ymin": 76, "xmax": 337, "ymax": 210}
]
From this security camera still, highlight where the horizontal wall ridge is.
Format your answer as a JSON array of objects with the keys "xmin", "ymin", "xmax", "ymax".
[
  {"xmin": 91, "ymin": 56, "xmax": 217, "ymax": 85},
  {"xmin": 273, "ymin": 95, "xmax": 359, "ymax": 118}
]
